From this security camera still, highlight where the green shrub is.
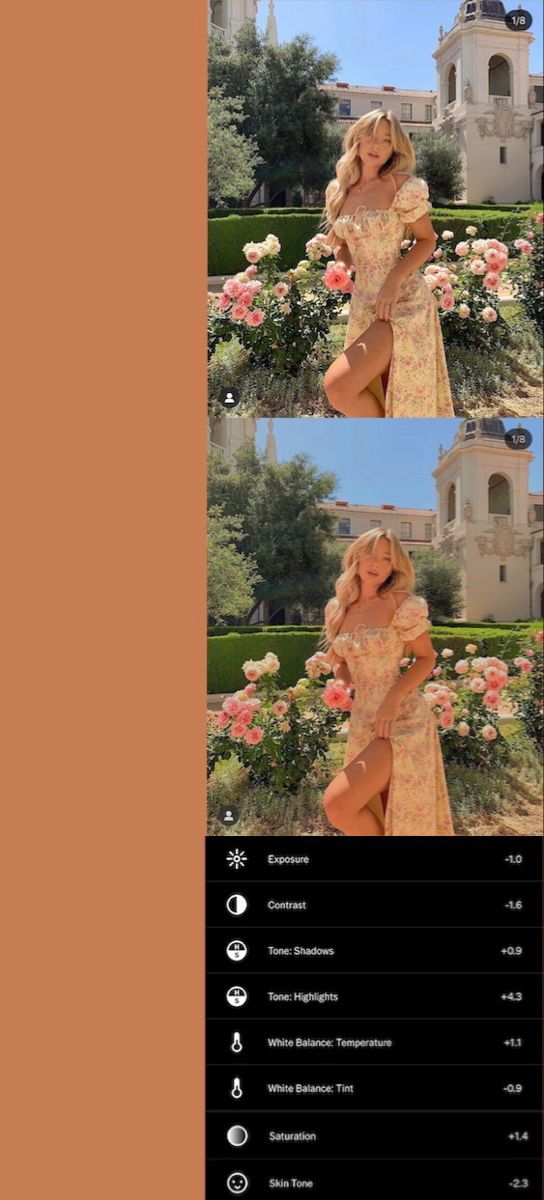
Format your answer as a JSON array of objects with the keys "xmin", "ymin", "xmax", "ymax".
[
  {"xmin": 208, "ymin": 624, "xmax": 322, "ymax": 636},
  {"xmin": 208, "ymin": 213, "xmax": 323, "ymax": 276},
  {"xmin": 207, "ymin": 626, "xmax": 527, "ymax": 693},
  {"xmin": 208, "ymin": 208, "xmax": 532, "ymax": 277},
  {"xmin": 208, "ymin": 631, "xmax": 323, "ymax": 693}
]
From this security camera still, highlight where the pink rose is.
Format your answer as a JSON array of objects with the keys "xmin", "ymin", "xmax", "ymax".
[
  {"xmin": 215, "ymin": 711, "xmax": 230, "ymax": 728},
  {"xmin": 514, "ymin": 657, "xmax": 533, "ymax": 672},
  {"xmin": 457, "ymin": 721, "xmax": 470, "ymax": 737},
  {"xmin": 273, "ymin": 282, "xmax": 289, "ymax": 298},
  {"xmin": 535, "ymin": 629, "xmax": 544, "ymax": 642},
  {"xmin": 216, "ymin": 293, "xmax": 231, "ymax": 310},
  {"xmin": 514, "ymin": 238, "xmax": 533, "ymax": 255},
  {"xmin": 455, "ymin": 242, "xmax": 470, "ymax": 256},
  {"xmin": 440, "ymin": 710, "xmax": 455, "ymax": 729},
  {"xmin": 481, "ymin": 306, "xmax": 498, "ymax": 323},
  {"xmin": 323, "ymin": 683, "xmax": 350, "ymax": 709},
  {"xmin": 469, "ymin": 258, "xmax": 487, "ymax": 275},
  {"xmin": 244, "ymin": 682, "xmax": 257, "ymax": 696},
  {"xmin": 224, "ymin": 279, "xmax": 243, "ymax": 299},
  {"xmin": 525, "ymin": 649, "xmax": 535, "ymax": 657},
  {"xmin": 237, "ymin": 705, "xmax": 254, "ymax": 726},
  {"xmin": 323, "ymin": 264, "xmax": 351, "ymax": 292},
  {"xmin": 432, "ymin": 249, "xmax": 443, "ymax": 259},
  {"xmin": 432, "ymin": 667, "xmax": 443, "ymax": 677},
  {"xmin": 485, "ymin": 666, "xmax": 504, "ymax": 688},
  {"xmin": 272, "ymin": 700, "xmax": 288, "ymax": 716},
  {"xmin": 483, "ymin": 690, "xmax": 501, "ymax": 710},
  {"xmin": 246, "ymin": 264, "xmax": 258, "ymax": 277},
  {"xmin": 484, "ymin": 248, "xmax": 506, "ymax": 270},
  {"xmin": 439, "ymin": 292, "xmax": 455, "ymax": 310},
  {"xmin": 469, "ymin": 677, "xmax": 486, "ymax": 693},
  {"xmin": 484, "ymin": 272, "xmax": 500, "ymax": 292},
  {"xmin": 230, "ymin": 720, "xmax": 248, "ymax": 740},
  {"xmin": 223, "ymin": 697, "xmax": 242, "ymax": 717},
  {"xmin": 535, "ymin": 212, "xmax": 544, "ymax": 225},
  {"xmin": 246, "ymin": 308, "xmax": 265, "ymax": 327},
  {"xmin": 244, "ymin": 726, "xmax": 264, "ymax": 746},
  {"xmin": 481, "ymin": 724, "xmax": 498, "ymax": 741},
  {"xmin": 454, "ymin": 659, "xmax": 469, "ymax": 675},
  {"xmin": 231, "ymin": 302, "xmax": 249, "ymax": 321}
]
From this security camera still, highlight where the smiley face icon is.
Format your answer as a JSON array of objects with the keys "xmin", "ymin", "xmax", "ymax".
[{"xmin": 227, "ymin": 1172, "xmax": 249, "ymax": 1194}]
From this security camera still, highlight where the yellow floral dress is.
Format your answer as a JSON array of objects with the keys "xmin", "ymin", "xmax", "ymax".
[
  {"xmin": 332, "ymin": 595, "xmax": 455, "ymax": 837},
  {"xmin": 333, "ymin": 176, "xmax": 454, "ymax": 418}
]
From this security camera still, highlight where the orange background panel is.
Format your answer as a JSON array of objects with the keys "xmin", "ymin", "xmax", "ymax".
[{"xmin": 1, "ymin": 3, "xmax": 205, "ymax": 1196}]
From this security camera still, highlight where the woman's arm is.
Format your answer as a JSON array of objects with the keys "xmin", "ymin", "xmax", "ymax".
[
  {"xmin": 375, "ymin": 211, "xmax": 437, "ymax": 322},
  {"xmin": 373, "ymin": 630, "xmax": 436, "ymax": 740},
  {"xmin": 329, "ymin": 233, "xmax": 353, "ymax": 271},
  {"xmin": 325, "ymin": 647, "xmax": 353, "ymax": 687}
]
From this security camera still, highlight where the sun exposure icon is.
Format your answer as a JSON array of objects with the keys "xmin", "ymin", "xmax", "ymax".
[{"xmin": 226, "ymin": 848, "xmax": 247, "ymax": 871}]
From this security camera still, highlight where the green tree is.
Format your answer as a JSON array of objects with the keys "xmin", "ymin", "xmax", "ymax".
[
  {"xmin": 207, "ymin": 504, "xmax": 261, "ymax": 623},
  {"xmin": 208, "ymin": 442, "xmax": 341, "ymax": 621},
  {"xmin": 209, "ymin": 24, "xmax": 341, "ymax": 205},
  {"xmin": 413, "ymin": 549, "xmax": 464, "ymax": 623},
  {"xmin": 413, "ymin": 130, "xmax": 464, "ymax": 206},
  {"xmin": 208, "ymin": 87, "xmax": 261, "ymax": 206}
]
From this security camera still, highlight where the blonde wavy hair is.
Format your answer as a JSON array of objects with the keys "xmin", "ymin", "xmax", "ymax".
[
  {"xmin": 323, "ymin": 111, "xmax": 416, "ymax": 239},
  {"xmin": 323, "ymin": 529, "xmax": 415, "ymax": 653}
]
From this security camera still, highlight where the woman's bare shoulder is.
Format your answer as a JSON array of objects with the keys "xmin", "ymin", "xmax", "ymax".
[{"xmin": 392, "ymin": 172, "xmax": 412, "ymax": 188}]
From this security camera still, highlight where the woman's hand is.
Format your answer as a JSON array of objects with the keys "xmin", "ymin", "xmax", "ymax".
[
  {"xmin": 375, "ymin": 274, "xmax": 401, "ymax": 322},
  {"xmin": 373, "ymin": 692, "xmax": 401, "ymax": 740}
]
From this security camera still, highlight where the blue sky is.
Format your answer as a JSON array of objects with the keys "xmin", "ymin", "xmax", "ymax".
[
  {"xmin": 255, "ymin": 418, "xmax": 543, "ymax": 505},
  {"xmin": 258, "ymin": 1, "xmax": 543, "ymax": 87}
]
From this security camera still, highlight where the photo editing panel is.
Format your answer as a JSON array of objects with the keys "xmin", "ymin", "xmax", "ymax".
[{"xmin": 206, "ymin": 0, "xmax": 543, "ymax": 1195}]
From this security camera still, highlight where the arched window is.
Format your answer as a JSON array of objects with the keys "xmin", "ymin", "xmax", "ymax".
[
  {"xmin": 489, "ymin": 55, "xmax": 511, "ymax": 98},
  {"xmin": 447, "ymin": 64, "xmax": 457, "ymax": 105},
  {"xmin": 488, "ymin": 473, "xmax": 511, "ymax": 516},
  {"xmin": 446, "ymin": 483, "xmax": 456, "ymax": 523}
]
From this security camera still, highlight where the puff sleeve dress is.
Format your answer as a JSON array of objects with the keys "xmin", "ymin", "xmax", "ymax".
[
  {"xmin": 332, "ymin": 595, "xmax": 455, "ymax": 836},
  {"xmin": 332, "ymin": 176, "xmax": 454, "ymax": 418}
]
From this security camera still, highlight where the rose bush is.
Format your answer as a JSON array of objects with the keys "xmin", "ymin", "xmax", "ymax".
[
  {"xmin": 402, "ymin": 640, "xmax": 535, "ymax": 769},
  {"xmin": 208, "ymin": 233, "xmax": 351, "ymax": 376},
  {"xmin": 403, "ymin": 221, "xmax": 538, "ymax": 352},
  {"xmin": 207, "ymin": 649, "xmax": 352, "ymax": 793},
  {"xmin": 508, "ymin": 627, "xmax": 543, "ymax": 750},
  {"xmin": 515, "ymin": 210, "xmax": 544, "ymax": 329}
]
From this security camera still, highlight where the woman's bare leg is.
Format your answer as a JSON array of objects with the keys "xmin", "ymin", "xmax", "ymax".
[
  {"xmin": 324, "ymin": 319, "xmax": 393, "ymax": 417},
  {"xmin": 323, "ymin": 738, "xmax": 392, "ymax": 835}
]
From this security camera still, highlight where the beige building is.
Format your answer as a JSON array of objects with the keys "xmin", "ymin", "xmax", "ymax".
[
  {"xmin": 434, "ymin": 418, "xmax": 543, "ymax": 619},
  {"xmin": 434, "ymin": 1, "xmax": 543, "ymax": 202},
  {"xmin": 209, "ymin": 0, "xmax": 544, "ymax": 203},
  {"xmin": 318, "ymin": 420, "xmax": 543, "ymax": 622}
]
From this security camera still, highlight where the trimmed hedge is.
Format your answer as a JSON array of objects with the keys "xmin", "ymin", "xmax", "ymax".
[
  {"xmin": 208, "ymin": 213, "xmax": 324, "ymax": 276},
  {"xmin": 208, "ymin": 624, "xmax": 324, "ymax": 636},
  {"xmin": 208, "ymin": 631, "xmax": 323, "ymax": 694},
  {"xmin": 207, "ymin": 627, "xmax": 528, "ymax": 693},
  {"xmin": 209, "ymin": 208, "xmax": 531, "ymax": 278}
]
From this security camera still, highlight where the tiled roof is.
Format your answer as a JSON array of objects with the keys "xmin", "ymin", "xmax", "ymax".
[{"xmin": 323, "ymin": 83, "xmax": 436, "ymax": 97}]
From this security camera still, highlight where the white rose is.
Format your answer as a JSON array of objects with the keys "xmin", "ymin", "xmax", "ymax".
[
  {"xmin": 441, "ymin": 230, "xmax": 454, "ymax": 240},
  {"xmin": 465, "ymin": 226, "xmax": 478, "ymax": 236}
]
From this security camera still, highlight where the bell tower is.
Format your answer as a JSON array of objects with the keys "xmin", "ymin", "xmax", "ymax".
[
  {"xmin": 209, "ymin": 0, "xmax": 259, "ymax": 39},
  {"xmin": 433, "ymin": 1, "xmax": 533, "ymax": 201},
  {"xmin": 433, "ymin": 419, "xmax": 533, "ymax": 620}
]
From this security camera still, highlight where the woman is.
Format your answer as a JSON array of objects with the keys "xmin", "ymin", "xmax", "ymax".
[
  {"xmin": 322, "ymin": 529, "xmax": 455, "ymax": 837},
  {"xmin": 322, "ymin": 111, "xmax": 454, "ymax": 419}
]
